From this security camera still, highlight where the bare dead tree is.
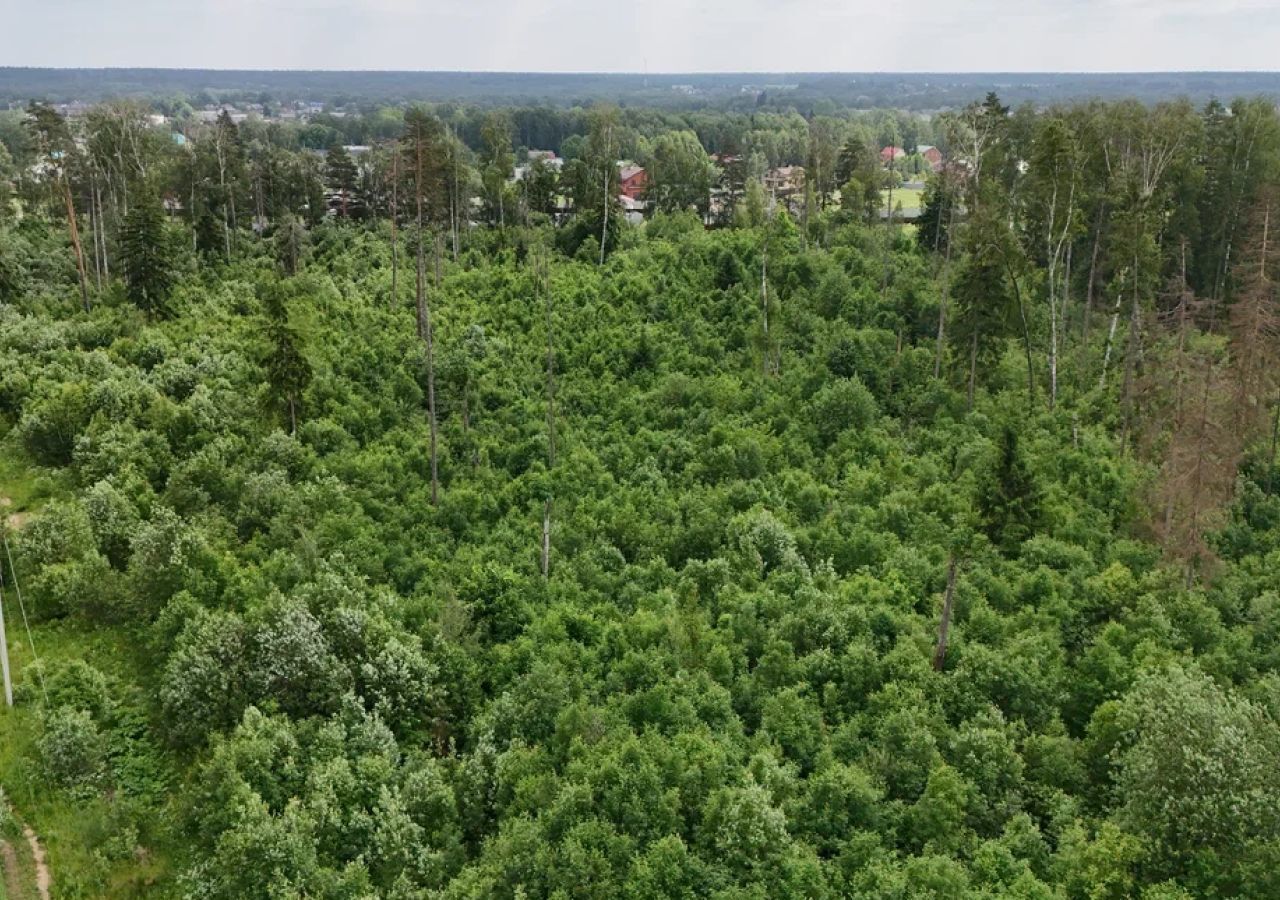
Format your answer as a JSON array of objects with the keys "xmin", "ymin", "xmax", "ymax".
[
  {"xmin": 1228, "ymin": 196, "xmax": 1280, "ymax": 440},
  {"xmin": 932, "ymin": 555, "xmax": 960, "ymax": 672}
]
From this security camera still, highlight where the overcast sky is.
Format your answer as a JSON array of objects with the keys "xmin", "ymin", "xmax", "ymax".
[{"xmin": 6, "ymin": 0, "xmax": 1279, "ymax": 71}]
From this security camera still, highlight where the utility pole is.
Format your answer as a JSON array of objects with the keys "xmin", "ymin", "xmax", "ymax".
[{"xmin": 0, "ymin": 548, "xmax": 12, "ymax": 707}]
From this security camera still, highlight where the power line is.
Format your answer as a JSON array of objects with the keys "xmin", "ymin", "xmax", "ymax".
[{"xmin": 1, "ymin": 526, "xmax": 48, "ymax": 706}]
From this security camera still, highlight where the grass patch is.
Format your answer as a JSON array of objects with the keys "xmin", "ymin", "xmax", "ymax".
[
  {"xmin": 880, "ymin": 186, "xmax": 924, "ymax": 212},
  {"xmin": 0, "ymin": 432, "xmax": 67, "ymax": 523}
]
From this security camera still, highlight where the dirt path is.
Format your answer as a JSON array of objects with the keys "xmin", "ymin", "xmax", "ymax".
[
  {"xmin": 22, "ymin": 826, "xmax": 48, "ymax": 900},
  {"xmin": 0, "ymin": 795, "xmax": 50, "ymax": 900},
  {"xmin": 1, "ymin": 836, "xmax": 24, "ymax": 899}
]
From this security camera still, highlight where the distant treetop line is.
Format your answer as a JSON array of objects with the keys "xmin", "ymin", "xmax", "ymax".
[{"xmin": 3, "ymin": 68, "xmax": 1280, "ymax": 110}]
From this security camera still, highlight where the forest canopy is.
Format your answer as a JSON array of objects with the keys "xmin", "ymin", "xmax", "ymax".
[{"xmin": 0, "ymin": 89, "xmax": 1279, "ymax": 899}]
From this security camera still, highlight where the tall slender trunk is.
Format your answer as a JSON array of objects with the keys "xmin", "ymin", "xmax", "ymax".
[
  {"xmin": 61, "ymin": 177, "xmax": 91, "ymax": 312},
  {"xmin": 216, "ymin": 139, "xmax": 232, "ymax": 260},
  {"xmin": 390, "ymin": 148, "xmax": 400, "ymax": 309},
  {"xmin": 1049, "ymin": 278, "xmax": 1059, "ymax": 410},
  {"xmin": 541, "ymin": 498, "xmax": 552, "ymax": 579},
  {"xmin": 1120, "ymin": 250, "xmax": 1143, "ymax": 445},
  {"xmin": 599, "ymin": 126, "xmax": 612, "ymax": 267},
  {"xmin": 1081, "ymin": 208, "xmax": 1104, "ymax": 385},
  {"xmin": 1099, "ymin": 288, "xmax": 1124, "ymax": 388},
  {"xmin": 412, "ymin": 130, "xmax": 440, "ymax": 506},
  {"xmin": 1001, "ymin": 254, "xmax": 1035, "ymax": 410},
  {"xmin": 88, "ymin": 174, "xmax": 104, "ymax": 288},
  {"xmin": 188, "ymin": 142, "xmax": 198, "ymax": 252},
  {"xmin": 1061, "ymin": 238, "xmax": 1072, "ymax": 387},
  {"xmin": 934, "ymin": 200, "xmax": 955, "ymax": 380},
  {"xmin": 451, "ymin": 126, "xmax": 461, "ymax": 261},
  {"xmin": 543, "ymin": 255, "xmax": 557, "ymax": 467},
  {"xmin": 541, "ymin": 253, "xmax": 557, "ymax": 576},
  {"xmin": 417, "ymin": 225, "xmax": 439, "ymax": 506},
  {"xmin": 881, "ymin": 157, "xmax": 895, "ymax": 296},
  {"xmin": 967, "ymin": 330, "xmax": 979, "ymax": 411},
  {"xmin": 761, "ymin": 237, "xmax": 771, "ymax": 376}
]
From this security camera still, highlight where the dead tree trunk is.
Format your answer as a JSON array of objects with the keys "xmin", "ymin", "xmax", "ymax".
[
  {"xmin": 543, "ymin": 252, "xmax": 557, "ymax": 577},
  {"xmin": 61, "ymin": 177, "xmax": 91, "ymax": 312},
  {"xmin": 932, "ymin": 555, "xmax": 959, "ymax": 672},
  {"xmin": 599, "ymin": 126, "xmax": 612, "ymax": 267}
]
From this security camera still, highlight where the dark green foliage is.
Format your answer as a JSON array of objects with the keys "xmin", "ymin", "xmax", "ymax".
[
  {"xmin": 979, "ymin": 426, "xmax": 1042, "ymax": 554},
  {"xmin": 120, "ymin": 194, "xmax": 177, "ymax": 317},
  {"xmin": 916, "ymin": 175, "xmax": 959, "ymax": 256},
  {"xmin": 325, "ymin": 141, "xmax": 360, "ymax": 218},
  {"xmin": 260, "ymin": 283, "xmax": 313, "ymax": 434}
]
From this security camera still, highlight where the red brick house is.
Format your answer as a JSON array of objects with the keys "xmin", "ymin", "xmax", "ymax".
[
  {"xmin": 619, "ymin": 164, "xmax": 648, "ymax": 200},
  {"xmin": 919, "ymin": 145, "xmax": 944, "ymax": 171},
  {"xmin": 880, "ymin": 145, "xmax": 908, "ymax": 165}
]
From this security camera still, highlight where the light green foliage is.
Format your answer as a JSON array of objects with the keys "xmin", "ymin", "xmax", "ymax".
[
  {"xmin": 38, "ymin": 706, "xmax": 106, "ymax": 790},
  {"xmin": 647, "ymin": 130, "xmax": 715, "ymax": 216},
  {"xmin": 1114, "ymin": 665, "xmax": 1280, "ymax": 888}
]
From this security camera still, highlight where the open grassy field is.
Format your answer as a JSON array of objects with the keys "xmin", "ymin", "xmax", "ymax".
[
  {"xmin": 0, "ymin": 433, "xmax": 67, "ymax": 525},
  {"xmin": 880, "ymin": 186, "xmax": 924, "ymax": 213}
]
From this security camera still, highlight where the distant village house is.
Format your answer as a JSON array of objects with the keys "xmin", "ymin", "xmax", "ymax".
[{"xmin": 619, "ymin": 164, "xmax": 647, "ymax": 200}]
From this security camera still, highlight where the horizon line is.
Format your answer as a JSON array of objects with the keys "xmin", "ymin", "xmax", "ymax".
[{"xmin": 4, "ymin": 66, "xmax": 1280, "ymax": 77}]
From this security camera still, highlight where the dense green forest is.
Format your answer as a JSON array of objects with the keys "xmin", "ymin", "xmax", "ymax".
[{"xmin": 1, "ymin": 92, "xmax": 1280, "ymax": 899}]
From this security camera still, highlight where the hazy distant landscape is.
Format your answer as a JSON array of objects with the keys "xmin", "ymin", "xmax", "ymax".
[{"xmin": 5, "ymin": 67, "xmax": 1280, "ymax": 109}]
